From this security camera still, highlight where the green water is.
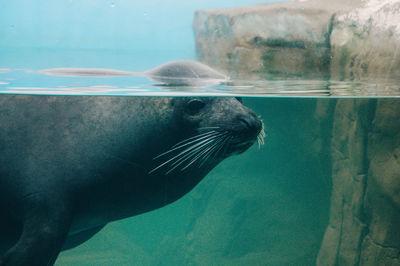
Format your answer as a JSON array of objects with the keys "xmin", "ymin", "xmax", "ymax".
[{"xmin": 54, "ymin": 98, "xmax": 332, "ymax": 266}]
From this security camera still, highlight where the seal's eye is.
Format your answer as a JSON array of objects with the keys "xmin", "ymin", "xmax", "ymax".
[{"xmin": 186, "ymin": 99, "xmax": 206, "ymax": 115}]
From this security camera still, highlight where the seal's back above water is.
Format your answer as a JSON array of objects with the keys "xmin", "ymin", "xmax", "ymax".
[
  {"xmin": 144, "ymin": 60, "xmax": 229, "ymax": 86},
  {"xmin": 0, "ymin": 96, "xmax": 263, "ymax": 265},
  {"xmin": 41, "ymin": 60, "xmax": 229, "ymax": 86}
]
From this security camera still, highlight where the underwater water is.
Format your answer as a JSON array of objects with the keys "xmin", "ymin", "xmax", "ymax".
[
  {"xmin": 53, "ymin": 97, "xmax": 334, "ymax": 266},
  {"xmin": 1, "ymin": 0, "xmax": 400, "ymax": 266}
]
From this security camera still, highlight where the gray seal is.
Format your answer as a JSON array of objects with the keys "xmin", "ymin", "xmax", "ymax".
[
  {"xmin": 0, "ymin": 95, "xmax": 264, "ymax": 265},
  {"xmin": 41, "ymin": 60, "xmax": 230, "ymax": 86}
]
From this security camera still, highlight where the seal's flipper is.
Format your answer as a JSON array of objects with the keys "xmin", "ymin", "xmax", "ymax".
[{"xmin": 0, "ymin": 199, "xmax": 72, "ymax": 266}]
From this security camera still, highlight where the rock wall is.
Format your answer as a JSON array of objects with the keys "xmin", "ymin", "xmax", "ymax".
[
  {"xmin": 193, "ymin": 2, "xmax": 336, "ymax": 78},
  {"xmin": 193, "ymin": 0, "xmax": 400, "ymax": 80},
  {"xmin": 317, "ymin": 99, "xmax": 400, "ymax": 266},
  {"xmin": 317, "ymin": 99, "xmax": 373, "ymax": 265},
  {"xmin": 361, "ymin": 100, "xmax": 400, "ymax": 265}
]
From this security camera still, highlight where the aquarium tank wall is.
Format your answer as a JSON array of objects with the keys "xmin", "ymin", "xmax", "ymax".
[{"xmin": 1, "ymin": 0, "xmax": 400, "ymax": 265}]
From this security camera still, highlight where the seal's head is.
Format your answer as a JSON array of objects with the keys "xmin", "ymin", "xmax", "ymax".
[{"xmin": 150, "ymin": 97, "xmax": 265, "ymax": 175}]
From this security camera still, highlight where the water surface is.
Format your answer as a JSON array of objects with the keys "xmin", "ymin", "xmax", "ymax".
[{"xmin": 1, "ymin": 49, "xmax": 399, "ymax": 98}]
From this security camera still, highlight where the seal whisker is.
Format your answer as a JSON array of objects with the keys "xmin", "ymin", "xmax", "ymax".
[
  {"xmin": 150, "ymin": 139, "xmax": 214, "ymax": 174},
  {"xmin": 213, "ymin": 135, "xmax": 230, "ymax": 155},
  {"xmin": 168, "ymin": 132, "xmax": 223, "ymax": 158},
  {"xmin": 181, "ymin": 143, "xmax": 217, "ymax": 171},
  {"xmin": 170, "ymin": 130, "xmax": 219, "ymax": 150},
  {"xmin": 213, "ymin": 135, "xmax": 231, "ymax": 158},
  {"xmin": 169, "ymin": 133, "xmax": 226, "ymax": 168},
  {"xmin": 174, "ymin": 129, "xmax": 218, "ymax": 144},
  {"xmin": 165, "ymin": 138, "xmax": 218, "ymax": 174},
  {"xmin": 150, "ymin": 133, "xmax": 224, "ymax": 174},
  {"xmin": 211, "ymin": 136, "xmax": 228, "ymax": 159},
  {"xmin": 154, "ymin": 131, "xmax": 219, "ymax": 159},
  {"xmin": 183, "ymin": 134, "xmax": 228, "ymax": 170},
  {"xmin": 256, "ymin": 120, "xmax": 266, "ymax": 149},
  {"xmin": 170, "ymin": 137, "xmax": 217, "ymax": 168},
  {"xmin": 221, "ymin": 136, "xmax": 233, "ymax": 156},
  {"xmin": 198, "ymin": 141, "xmax": 222, "ymax": 168},
  {"xmin": 199, "ymin": 133, "xmax": 229, "ymax": 167}
]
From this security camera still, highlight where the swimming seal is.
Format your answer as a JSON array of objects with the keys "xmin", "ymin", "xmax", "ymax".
[
  {"xmin": 0, "ymin": 95, "xmax": 264, "ymax": 265},
  {"xmin": 41, "ymin": 60, "xmax": 230, "ymax": 86}
]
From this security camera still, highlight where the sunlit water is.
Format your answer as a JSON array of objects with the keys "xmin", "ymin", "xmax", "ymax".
[
  {"xmin": 1, "ymin": 47, "xmax": 399, "ymax": 98},
  {"xmin": 1, "ymin": 65, "xmax": 400, "ymax": 98}
]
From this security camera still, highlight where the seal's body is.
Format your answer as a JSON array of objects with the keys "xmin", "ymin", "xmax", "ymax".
[{"xmin": 0, "ymin": 96, "xmax": 262, "ymax": 265}]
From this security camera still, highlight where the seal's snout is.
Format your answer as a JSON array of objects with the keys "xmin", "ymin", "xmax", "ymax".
[
  {"xmin": 236, "ymin": 113, "xmax": 262, "ymax": 139},
  {"xmin": 227, "ymin": 110, "xmax": 264, "ymax": 154}
]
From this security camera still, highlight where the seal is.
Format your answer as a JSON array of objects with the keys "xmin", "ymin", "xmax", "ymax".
[
  {"xmin": 41, "ymin": 60, "xmax": 230, "ymax": 86},
  {"xmin": 0, "ymin": 95, "xmax": 264, "ymax": 265}
]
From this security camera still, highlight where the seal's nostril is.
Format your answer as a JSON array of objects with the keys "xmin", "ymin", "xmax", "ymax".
[
  {"xmin": 239, "ymin": 117, "xmax": 251, "ymax": 129},
  {"xmin": 237, "ymin": 115, "xmax": 258, "ymax": 130},
  {"xmin": 236, "ymin": 114, "xmax": 262, "ymax": 135}
]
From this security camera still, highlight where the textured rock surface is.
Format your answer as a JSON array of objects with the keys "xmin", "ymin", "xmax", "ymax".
[
  {"xmin": 362, "ymin": 100, "xmax": 400, "ymax": 265},
  {"xmin": 193, "ymin": 0, "xmax": 400, "ymax": 80},
  {"xmin": 317, "ymin": 99, "xmax": 373, "ymax": 265},
  {"xmin": 330, "ymin": 0, "xmax": 400, "ymax": 80},
  {"xmin": 193, "ymin": 1, "xmax": 337, "ymax": 78},
  {"xmin": 317, "ymin": 99, "xmax": 400, "ymax": 266}
]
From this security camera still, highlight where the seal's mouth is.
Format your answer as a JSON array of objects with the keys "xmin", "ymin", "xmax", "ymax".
[
  {"xmin": 227, "ymin": 118, "xmax": 266, "ymax": 154},
  {"xmin": 148, "ymin": 119, "xmax": 266, "ymax": 175}
]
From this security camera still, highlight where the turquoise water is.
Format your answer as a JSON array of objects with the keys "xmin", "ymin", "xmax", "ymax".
[
  {"xmin": 0, "ymin": 0, "xmax": 282, "ymax": 51},
  {"xmin": 1, "ymin": 0, "xmax": 399, "ymax": 98},
  {"xmin": 1, "ymin": 51, "xmax": 400, "ymax": 97},
  {"xmin": 0, "ymin": 47, "xmax": 399, "ymax": 97},
  {"xmin": 53, "ymin": 97, "xmax": 332, "ymax": 266}
]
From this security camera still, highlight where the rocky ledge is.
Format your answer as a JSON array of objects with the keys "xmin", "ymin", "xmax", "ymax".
[{"xmin": 193, "ymin": 0, "xmax": 400, "ymax": 80}]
